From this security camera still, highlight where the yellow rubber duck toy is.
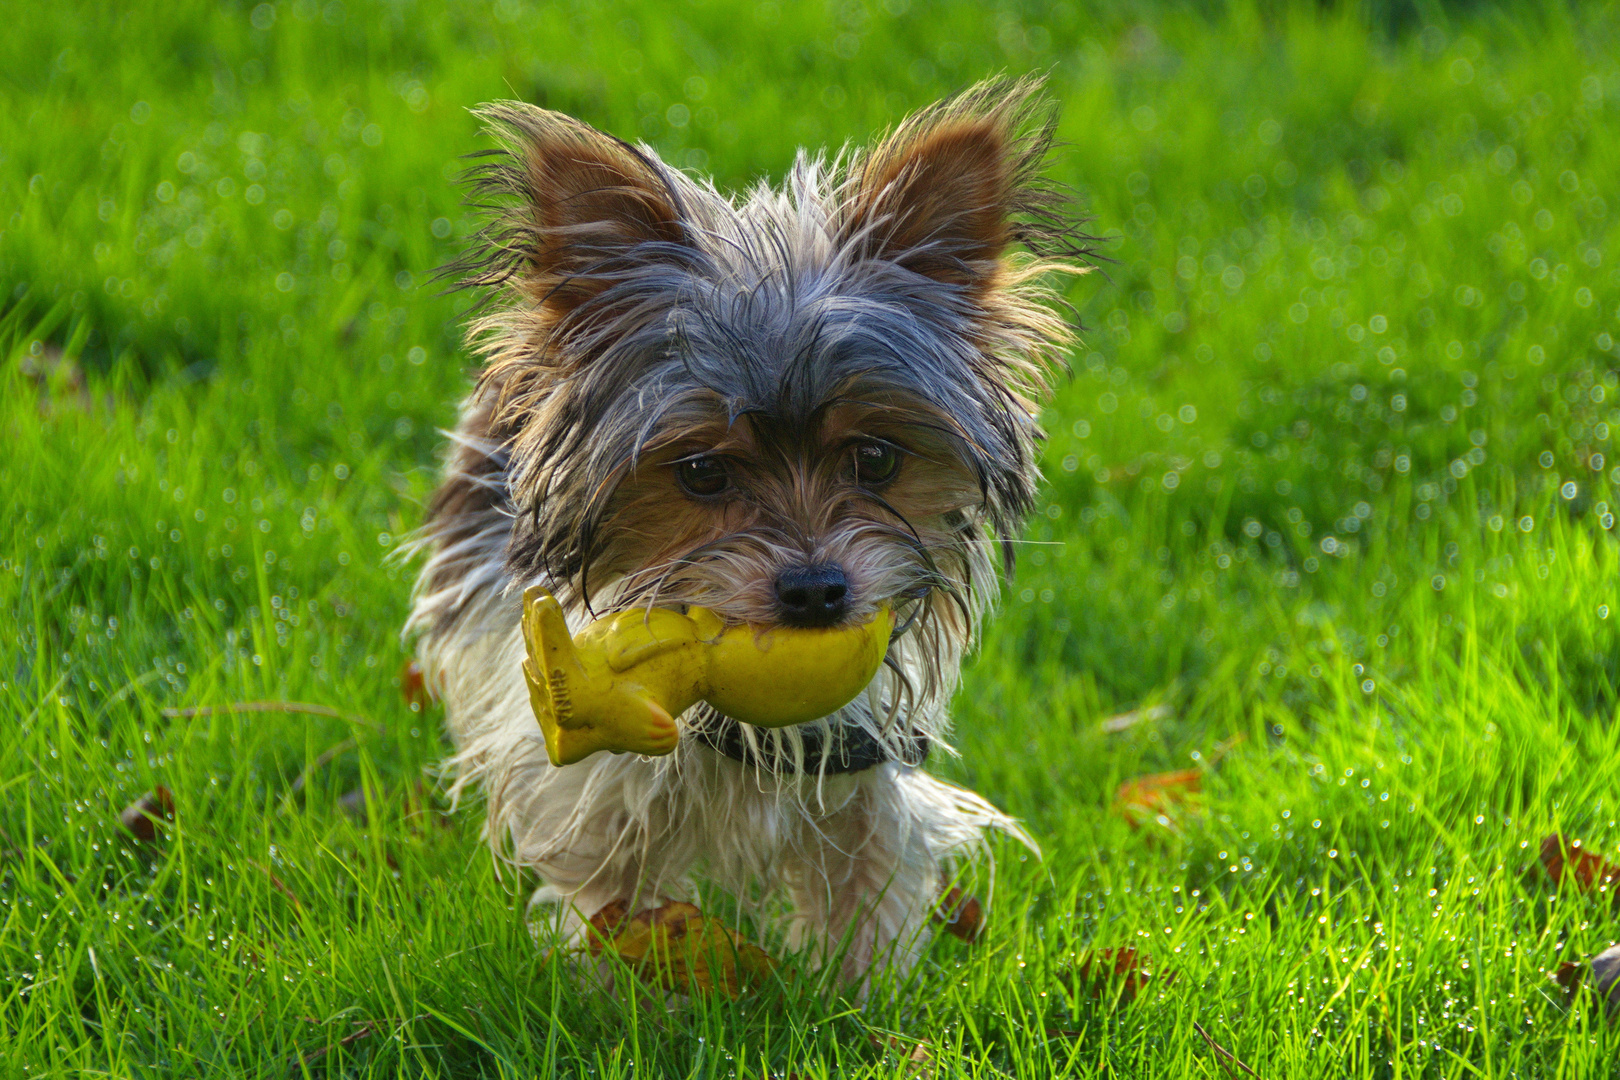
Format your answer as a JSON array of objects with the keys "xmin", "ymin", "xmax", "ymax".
[{"xmin": 520, "ymin": 586, "xmax": 895, "ymax": 766}]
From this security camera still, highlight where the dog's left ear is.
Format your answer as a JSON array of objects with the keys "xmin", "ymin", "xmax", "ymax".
[
  {"xmin": 451, "ymin": 102, "xmax": 689, "ymax": 324},
  {"xmin": 841, "ymin": 77, "xmax": 1068, "ymax": 291}
]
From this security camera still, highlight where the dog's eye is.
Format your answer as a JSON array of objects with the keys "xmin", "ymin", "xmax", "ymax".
[
  {"xmin": 853, "ymin": 442, "xmax": 900, "ymax": 486},
  {"xmin": 676, "ymin": 457, "xmax": 730, "ymax": 497}
]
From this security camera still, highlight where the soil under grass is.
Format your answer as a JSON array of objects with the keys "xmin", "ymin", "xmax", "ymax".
[{"xmin": 3, "ymin": 1, "xmax": 1619, "ymax": 1075}]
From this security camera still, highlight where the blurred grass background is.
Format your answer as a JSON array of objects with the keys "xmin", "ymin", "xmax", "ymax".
[{"xmin": 3, "ymin": 0, "xmax": 1619, "ymax": 1075}]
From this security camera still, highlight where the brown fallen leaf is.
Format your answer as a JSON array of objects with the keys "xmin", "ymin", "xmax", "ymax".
[
  {"xmin": 1112, "ymin": 768, "xmax": 1203, "ymax": 830},
  {"xmin": 586, "ymin": 900, "xmax": 774, "ymax": 997},
  {"xmin": 867, "ymin": 1033, "xmax": 933, "ymax": 1074},
  {"xmin": 932, "ymin": 886, "xmax": 984, "ymax": 943},
  {"xmin": 1596, "ymin": 944, "xmax": 1620, "ymax": 1017},
  {"xmin": 1553, "ymin": 944, "xmax": 1620, "ymax": 1019},
  {"xmin": 1554, "ymin": 960, "xmax": 1586, "ymax": 998},
  {"xmin": 20, "ymin": 345, "xmax": 111, "ymax": 417},
  {"xmin": 1060, "ymin": 946, "xmax": 1170, "ymax": 1004},
  {"xmin": 400, "ymin": 659, "xmax": 436, "ymax": 709},
  {"xmin": 119, "ymin": 786, "xmax": 175, "ymax": 842},
  {"xmin": 1539, "ymin": 835, "xmax": 1620, "ymax": 907}
]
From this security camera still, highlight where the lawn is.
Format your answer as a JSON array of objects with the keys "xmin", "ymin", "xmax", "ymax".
[{"xmin": 3, "ymin": 0, "xmax": 1619, "ymax": 1075}]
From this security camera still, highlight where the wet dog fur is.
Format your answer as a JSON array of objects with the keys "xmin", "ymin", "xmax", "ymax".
[{"xmin": 406, "ymin": 76, "xmax": 1094, "ymax": 992}]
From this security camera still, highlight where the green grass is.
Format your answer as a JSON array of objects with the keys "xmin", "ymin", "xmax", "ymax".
[{"xmin": 4, "ymin": 0, "xmax": 1619, "ymax": 1074}]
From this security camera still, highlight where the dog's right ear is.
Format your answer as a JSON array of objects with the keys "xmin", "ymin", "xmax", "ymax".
[{"xmin": 453, "ymin": 103, "xmax": 686, "ymax": 318}]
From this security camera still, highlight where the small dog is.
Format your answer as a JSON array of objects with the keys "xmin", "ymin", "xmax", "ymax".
[{"xmin": 407, "ymin": 76, "xmax": 1093, "ymax": 989}]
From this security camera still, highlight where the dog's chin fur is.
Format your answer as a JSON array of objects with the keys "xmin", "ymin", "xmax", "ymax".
[{"xmin": 405, "ymin": 76, "xmax": 1094, "ymax": 993}]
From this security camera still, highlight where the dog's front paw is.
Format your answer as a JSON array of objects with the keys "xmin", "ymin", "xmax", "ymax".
[{"xmin": 584, "ymin": 899, "xmax": 774, "ymax": 997}]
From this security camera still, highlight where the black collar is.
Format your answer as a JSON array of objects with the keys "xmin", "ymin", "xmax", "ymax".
[{"xmin": 692, "ymin": 710, "xmax": 930, "ymax": 774}]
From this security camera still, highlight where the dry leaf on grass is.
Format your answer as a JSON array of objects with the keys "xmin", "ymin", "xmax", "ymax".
[
  {"xmin": 1056, "ymin": 945, "xmax": 1172, "ymax": 1003},
  {"xmin": 1112, "ymin": 768, "xmax": 1203, "ymax": 831},
  {"xmin": 1554, "ymin": 959, "xmax": 1585, "ymax": 997},
  {"xmin": 932, "ymin": 886, "xmax": 984, "ymax": 943},
  {"xmin": 586, "ymin": 900, "xmax": 774, "ymax": 997},
  {"xmin": 868, "ymin": 1033, "xmax": 933, "ymax": 1073},
  {"xmin": 119, "ymin": 786, "xmax": 175, "ymax": 842},
  {"xmin": 1060, "ymin": 947, "xmax": 1171, "ymax": 1003},
  {"xmin": 1597, "ymin": 945, "xmax": 1620, "ymax": 1017},
  {"xmin": 1539, "ymin": 835, "xmax": 1620, "ymax": 908},
  {"xmin": 1554, "ymin": 944, "xmax": 1620, "ymax": 1020},
  {"xmin": 20, "ymin": 346, "xmax": 113, "ymax": 416},
  {"xmin": 400, "ymin": 659, "xmax": 436, "ymax": 709}
]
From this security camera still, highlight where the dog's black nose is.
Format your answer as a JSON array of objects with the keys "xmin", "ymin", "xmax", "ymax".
[{"xmin": 774, "ymin": 564, "xmax": 850, "ymax": 628}]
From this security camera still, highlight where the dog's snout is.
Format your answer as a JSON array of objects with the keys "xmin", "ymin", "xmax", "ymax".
[{"xmin": 774, "ymin": 564, "xmax": 850, "ymax": 628}]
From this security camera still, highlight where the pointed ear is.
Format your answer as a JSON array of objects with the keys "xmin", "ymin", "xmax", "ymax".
[
  {"xmin": 840, "ymin": 78, "xmax": 1070, "ymax": 290},
  {"xmin": 453, "ymin": 103, "xmax": 686, "ymax": 315}
]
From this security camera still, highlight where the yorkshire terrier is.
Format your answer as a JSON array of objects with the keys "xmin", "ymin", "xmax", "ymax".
[{"xmin": 407, "ymin": 76, "xmax": 1093, "ymax": 990}]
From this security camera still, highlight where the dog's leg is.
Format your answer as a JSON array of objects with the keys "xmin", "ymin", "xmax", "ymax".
[
  {"xmin": 779, "ymin": 764, "xmax": 1032, "ymax": 996},
  {"xmin": 409, "ymin": 394, "xmax": 699, "ymax": 943},
  {"xmin": 777, "ymin": 767, "xmax": 938, "ymax": 995},
  {"xmin": 508, "ymin": 751, "xmax": 703, "ymax": 941},
  {"xmin": 429, "ymin": 608, "xmax": 702, "ymax": 949}
]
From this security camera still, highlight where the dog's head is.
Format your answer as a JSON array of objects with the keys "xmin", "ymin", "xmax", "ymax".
[{"xmin": 451, "ymin": 78, "xmax": 1092, "ymax": 726}]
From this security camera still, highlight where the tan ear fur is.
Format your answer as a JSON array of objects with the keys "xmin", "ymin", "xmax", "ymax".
[
  {"xmin": 842, "ymin": 78, "xmax": 1061, "ymax": 290},
  {"xmin": 457, "ymin": 102, "xmax": 684, "ymax": 315}
]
